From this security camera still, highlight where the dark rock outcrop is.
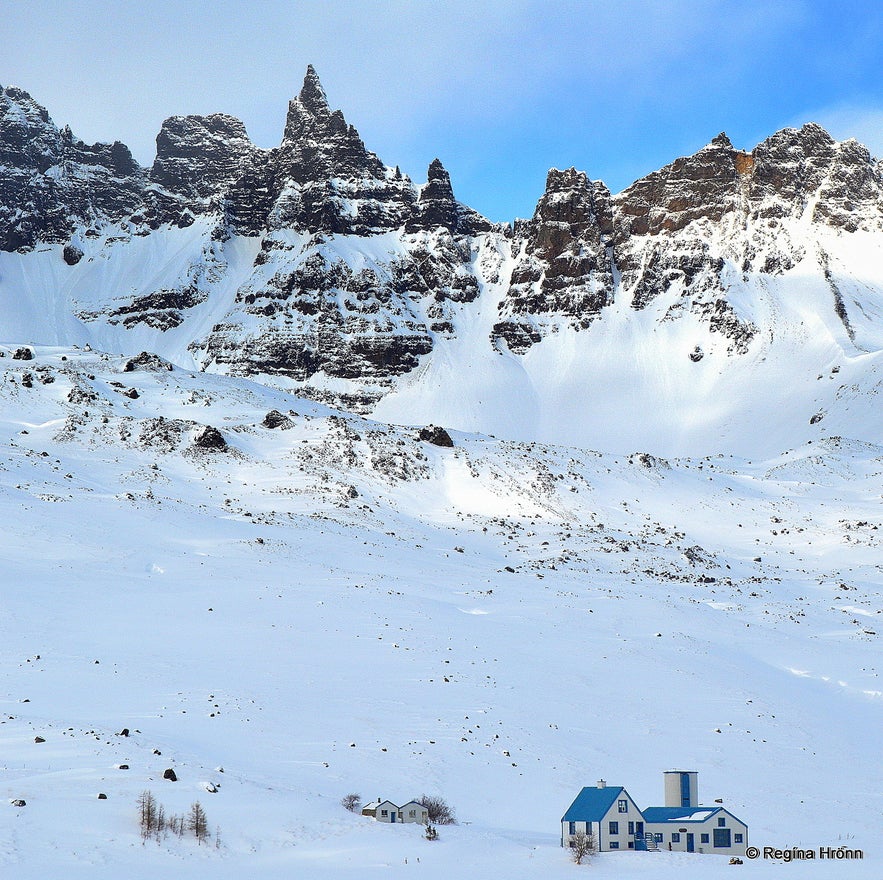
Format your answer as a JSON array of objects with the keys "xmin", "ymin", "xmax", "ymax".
[
  {"xmin": 193, "ymin": 425, "xmax": 227, "ymax": 450},
  {"xmin": 417, "ymin": 424, "xmax": 454, "ymax": 447}
]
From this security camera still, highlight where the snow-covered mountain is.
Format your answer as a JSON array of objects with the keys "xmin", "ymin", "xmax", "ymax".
[
  {"xmin": 3, "ymin": 68, "xmax": 883, "ymax": 455},
  {"xmin": 2, "ymin": 68, "xmax": 882, "ymax": 879}
]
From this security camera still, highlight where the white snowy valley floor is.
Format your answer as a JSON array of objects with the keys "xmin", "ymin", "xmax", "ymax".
[{"xmin": 0, "ymin": 346, "xmax": 880, "ymax": 878}]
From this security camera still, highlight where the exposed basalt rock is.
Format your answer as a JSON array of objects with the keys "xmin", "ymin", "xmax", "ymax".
[
  {"xmin": 193, "ymin": 425, "xmax": 227, "ymax": 450},
  {"xmin": 151, "ymin": 113, "xmax": 259, "ymax": 201},
  {"xmin": 614, "ymin": 133, "xmax": 741, "ymax": 237},
  {"xmin": 123, "ymin": 351, "xmax": 173, "ymax": 372},
  {"xmin": 417, "ymin": 424, "xmax": 454, "ymax": 447},
  {"xmin": 0, "ymin": 85, "xmax": 145, "ymax": 250},
  {"xmin": 692, "ymin": 298, "xmax": 757, "ymax": 353},
  {"xmin": 63, "ymin": 243, "xmax": 84, "ymax": 265},
  {"xmin": 407, "ymin": 159, "xmax": 491, "ymax": 235},
  {"xmin": 495, "ymin": 168, "xmax": 614, "ymax": 349},
  {"xmin": 262, "ymin": 409, "xmax": 294, "ymax": 429},
  {"xmin": 12, "ymin": 346, "xmax": 33, "ymax": 360}
]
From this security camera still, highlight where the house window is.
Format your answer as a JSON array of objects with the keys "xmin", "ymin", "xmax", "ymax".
[
  {"xmin": 569, "ymin": 822, "xmax": 576, "ymax": 835},
  {"xmin": 701, "ymin": 833, "xmax": 709, "ymax": 844},
  {"xmin": 734, "ymin": 833, "xmax": 744, "ymax": 844},
  {"xmin": 654, "ymin": 833, "xmax": 664, "ymax": 843},
  {"xmin": 718, "ymin": 817, "xmax": 726, "ymax": 827},
  {"xmin": 609, "ymin": 842, "xmax": 619, "ymax": 849},
  {"xmin": 671, "ymin": 833, "xmax": 681, "ymax": 843},
  {"xmin": 618, "ymin": 799, "xmax": 628, "ymax": 813},
  {"xmin": 609, "ymin": 821, "xmax": 619, "ymax": 835},
  {"xmin": 628, "ymin": 821, "xmax": 634, "ymax": 835},
  {"xmin": 409, "ymin": 810, "xmax": 416, "ymax": 818},
  {"xmin": 714, "ymin": 828, "xmax": 732, "ymax": 848},
  {"xmin": 380, "ymin": 810, "xmax": 388, "ymax": 817}
]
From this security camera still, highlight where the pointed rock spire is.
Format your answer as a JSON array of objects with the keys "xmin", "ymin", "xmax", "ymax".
[{"xmin": 298, "ymin": 64, "xmax": 329, "ymax": 116}]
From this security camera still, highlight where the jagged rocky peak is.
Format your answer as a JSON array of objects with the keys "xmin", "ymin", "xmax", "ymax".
[
  {"xmin": 492, "ymin": 167, "xmax": 614, "ymax": 353},
  {"xmin": 750, "ymin": 123, "xmax": 883, "ymax": 229},
  {"xmin": 279, "ymin": 64, "xmax": 384, "ymax": 182},
  {"xmin": 0, "ymin": 85, "xmax": 59, "ymax": 171},
  {"xmin": 151, "ymin": 113, "xmax": 258, "ymax": 199},
  {"xmin": 406, "ymin": 158, "xmax": 492, "ymax": 235},
  {"xmin": 614, "ymin": 133, "xmax": 745, "ymax": 236},
  {"xmin": 531, "ymin": 166, "xmax": 613, "ymax": 253},
  {"xmin": 0, "ymin": 85, "xmax": 146, "ymax": 250}
]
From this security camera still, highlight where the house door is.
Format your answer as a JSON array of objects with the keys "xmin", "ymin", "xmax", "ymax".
[
  {"xmin": 686, "ymin": 833, "xmax": 694, "ymax": 852},
  {"xmin": 390, "ymin": 812, "xmax": 396, "ymax": 823}
]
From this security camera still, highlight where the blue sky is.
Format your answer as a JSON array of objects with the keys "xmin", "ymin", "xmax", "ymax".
[{"xmin": 3, "ymin": 0, "xmax": 882, "ymax": 222}]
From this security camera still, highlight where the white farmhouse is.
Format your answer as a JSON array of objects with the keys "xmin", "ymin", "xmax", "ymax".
[
  {"xmin": 643, "ymin": 770, "xmax": 748, "ymax": 856},
  {"xmin": 361, "ymin": 798, "xmax": 429, "ymax": 824},
  {"xmin": 361, "ymin": 799, "xmax": 401, "ymax": 822},
  {"xmin": 561, "ymin": 771, "xmax": 748, "ymax": 857},
  {"xmin": 399, "ymin": 801, "xmax": 430, "ymax": 824},
  {"xmin": 561, "ymin": 780, "xmax": 647, "ymax": 851}
]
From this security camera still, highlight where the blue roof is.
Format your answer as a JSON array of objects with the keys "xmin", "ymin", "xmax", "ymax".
[
  {"xmin": 642, "ymin": 806, "xmax": 723, "ymax": 823},
  {"xmin": 562, "ymin": 786, "xmax": 625, "ymax": 822}
]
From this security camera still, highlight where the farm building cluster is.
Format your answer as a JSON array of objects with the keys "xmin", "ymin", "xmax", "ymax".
[
  {"xmin": 562, "ymin": 771, "xmax": 748, "ymax": 857},
  {"xmin": 362, "ymin": 799, "xmax": 429, "ymax": 824}
]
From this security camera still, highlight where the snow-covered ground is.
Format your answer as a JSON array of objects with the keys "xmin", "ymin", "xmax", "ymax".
[{"xmin": 1, "ymin": 346, "xmax": 879, "ymax": 877}]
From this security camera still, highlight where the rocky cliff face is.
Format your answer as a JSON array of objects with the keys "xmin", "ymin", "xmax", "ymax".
[{"xmin": 1, "ymin": 68, "xmax": 882, "ymax": 431}]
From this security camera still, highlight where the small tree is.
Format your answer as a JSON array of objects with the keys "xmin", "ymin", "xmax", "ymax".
[
  {"xmin": 570, "ymin": 829, "xmax": 595, "ymax": 864},
  {"xmin": 418, "ymin": 794, "xmax": 456, "ymax": 825},
  {"xmin": 138, "ymin": 790, "xmax": 158, "ymax": 841},
  {"xmin": 187, "ymin": 801, "xmax": 209, "ymax": 844},
  {"xmin": 424, "ymin": 823, "xmax": 439, "ymax": 841},
  {"xmin": 341, "ymin": 792, "xmax": 362, "ymax": 813}
]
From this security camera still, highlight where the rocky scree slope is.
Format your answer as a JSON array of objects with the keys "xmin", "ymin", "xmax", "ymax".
[{"xmin": 2, "ymin": 68, "xmax": 883, "ymax": 453}]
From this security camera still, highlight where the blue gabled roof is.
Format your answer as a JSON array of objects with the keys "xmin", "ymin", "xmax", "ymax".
[
  {"xmin": 562, "ymin": 786, "xmax": 625, "ymax": 822},
  {"xmin": 642, "ymin": 806, "xmax": 722, "ymax": 823}
]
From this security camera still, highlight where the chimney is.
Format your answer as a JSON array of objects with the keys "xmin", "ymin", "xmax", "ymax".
[{"xmin": 596, "ymin": 779, "xmax": 606, "ymax": 789}]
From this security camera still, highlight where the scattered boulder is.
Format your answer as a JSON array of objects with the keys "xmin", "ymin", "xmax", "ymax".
[
  {"xmin": 34, "ymin": 736, "xmax": 45, "ymax": 743},
  {"xmin": 118, "ymin": 727, "xmax": 130, "ymax": 737},
  {"xmin": 417, "ymin": 425, "xmax": 454, "ymax": 447},
  {"xmin": 20, "ymin": 373, "xmax": 33, "ymax": 388},
  {"xmin": 123, "ymin": 351, "xmax": 173, "ymax": 372},
  {"xmin": 193, "ymin": 425, "xmax": 227, "ymax": 450},
  {"xmin": 97, "ymin": 793, "xmax": 107, "ymax": 800},
  {"xmin": 116, "ymin": 764, "xmax": 129, "ymax": 770},
  {"xmin": 123, "ymin": 387, "xmax": 139, "ymax": 399},
  {"xmin": 63, "ymin": 243, "xmax": 84, "ymax": 265},
  {"xmin": 12, "ymin": 347, "xmax": 34, "ymax": 361},
  {"xmin": 810, "ymin": 411, "xmax": 824, "ymax": 424},
  {"xmin": 163, "ymin": 768, "xmax": 177, "ymax": 782},
  {"xmin": 10, "ymin": 799, "xmax": 26, "ymax": 807},
  {"xmin": 262, "ymin": 409, "xmax": 294, "ymax": 429},
  {"xmin": 689, "ymin": 345, "xmax": 704, "ymax": 362},
  {"xmin": 202, "ymin": 782, "xmax": 217, "ymax": 793}
]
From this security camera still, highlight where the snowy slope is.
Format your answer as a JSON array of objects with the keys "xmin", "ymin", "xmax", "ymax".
[{"xmin": 1, "ymin": 347, "xmax": 880, "ymax": 877}]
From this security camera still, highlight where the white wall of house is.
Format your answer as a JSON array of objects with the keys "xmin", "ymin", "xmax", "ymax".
[
  {"xmin": 373, "ymin": 800, "xmax": 400, "ymax": 823},
  {"xmin": 399, "ymin": 802, "xmax": 429, "ymax": 824},
  {"xmin": 645, "ymin": 810, "xmax": 748, "ymax": 856},
  {"xmin": 561, "ymin": 789, "xmax": 646, "ymax": 852}
]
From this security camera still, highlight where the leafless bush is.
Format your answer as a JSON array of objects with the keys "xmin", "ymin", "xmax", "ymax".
[
  {"xmin": 341, "ymin": 792, "xmax": 362, "ymax": 812},
  {"xmin": 570, "ymin": 830, "xmax": 595, "ymax": 864},
  {"xmin": 418, "ymin": 794, "xmax": 456, "ymax": 825}
]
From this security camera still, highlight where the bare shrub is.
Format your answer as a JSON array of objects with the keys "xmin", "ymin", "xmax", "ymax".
[
  {"xmin": 341, "ymin": 792, "xmax": 362, "ymax": 813},
  {"xmin": 418, "ymin": 794, "xmax": 456, "ymax": 825},
  {"xmin": 570, "ymin": 829, "xmax": 595, "ymax": 864}
]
